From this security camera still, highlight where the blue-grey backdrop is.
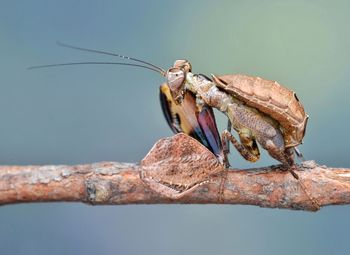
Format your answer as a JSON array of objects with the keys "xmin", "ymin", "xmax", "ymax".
[{"xmin": 1, "ymin": 1, "xmax": 349, "ymax": 254}]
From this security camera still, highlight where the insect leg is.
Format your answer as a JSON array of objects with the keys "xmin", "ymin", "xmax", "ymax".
[
  {"xmin": 264, "ymin": 140, "xmax": 295, "ymax": 167},
  {"xmin": 294, "ymin": 147, "xmax": 306, "ymax": 161},
  {"xmin": 218, "ymin": 119, "xmax": 231, "ymax": 202},
  {"xmin": 287, "ymin": 164, "xmax": 320, "ymax": 211},
  {"xmin": 220, "ymin": 139, "xmax": 230, "ymax": 168},
  {"xmin": 263, "ymin": 142, "xmax": 320, "ymax": 210},
  {"xmin": 221, "ymin": 130, "xmax": 260, "ymax": 162},
  {"xmin": 225, "ymin": 119, "xmax": 232, "ymax": 153},
  {"xmin": 220, "ymin": 119, "xmax": 232, "ymax": 168}
]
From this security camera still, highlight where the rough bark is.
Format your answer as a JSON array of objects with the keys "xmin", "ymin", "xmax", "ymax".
[{"xmin": 0, "ymin": 134, "xmax": 349, "ymax": 211}]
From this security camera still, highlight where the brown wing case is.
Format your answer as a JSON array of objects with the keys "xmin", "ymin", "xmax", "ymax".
[{"xmin": 213, "ymin": 74, "xmax": 308, "ymax": 147}]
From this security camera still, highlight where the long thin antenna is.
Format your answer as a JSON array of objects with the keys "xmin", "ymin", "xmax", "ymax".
[
  {"xmin": 28, "ymin": 61, "xmax": 163, "ymax": 75},
  {"xmin": 56, "ymin": 41, "xmax": 166, "ymax": 75}
]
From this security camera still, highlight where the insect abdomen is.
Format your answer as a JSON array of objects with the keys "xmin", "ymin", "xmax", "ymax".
[{"xmin": 216, "ymin": 74, "xmax": 308, "ymax": 147}]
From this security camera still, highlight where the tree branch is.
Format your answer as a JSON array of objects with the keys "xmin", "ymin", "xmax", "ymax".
[{"xmin": 0, "ymin": 134, "xmax": 349, "ymax": 211}]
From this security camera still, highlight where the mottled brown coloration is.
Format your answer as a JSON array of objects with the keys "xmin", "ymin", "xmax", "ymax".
[
  {"xmin": 141, "ymin": 134, "xmax": 224, "ymax": 198},
  {"xmin": 185, "ymin": 72, "xmax": 294, "ymax": 166},
  {"xmin": 0, "ymin": 135, "xmax": 349, "ymax": 211},
  {"xmin": 213, "ymin": 74, "xmax": 308, "ymax": 148}
]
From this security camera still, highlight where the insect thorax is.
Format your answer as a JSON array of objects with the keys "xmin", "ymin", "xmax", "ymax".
[{"xmin": 185, "ymin": 73, "xmax": 232, "ymax": 112}]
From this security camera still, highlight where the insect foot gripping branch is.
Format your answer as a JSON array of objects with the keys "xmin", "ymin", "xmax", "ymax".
[{"xmin": 140, "ymin": 133, "xmax": 225, "ymax": 199}]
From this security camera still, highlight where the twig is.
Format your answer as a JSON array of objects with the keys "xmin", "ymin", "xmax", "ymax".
[{"xmin": 0, "ymin": 134, "xmax": 349, "ymax": 211}]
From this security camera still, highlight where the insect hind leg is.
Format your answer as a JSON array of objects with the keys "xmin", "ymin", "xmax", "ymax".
[{"xmin": 264, "ymin": 143, "xmax": 320, "ymax": 210}]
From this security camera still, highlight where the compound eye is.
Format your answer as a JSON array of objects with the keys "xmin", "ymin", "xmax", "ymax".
[{"xmin": 167, "ymin": 68, "xmax": 185, "ymax": 92}]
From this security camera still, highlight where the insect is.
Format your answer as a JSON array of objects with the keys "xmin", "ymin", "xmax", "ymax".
[
  {"xmin": 162, "ymin": 61, "xmax": 308, "ymax": 171},
  {"xmin": 29, "ymin": 42, "xmax": 311, "ymax": 200},
  {"xmin": 187, "ymin": 72, "xmax": 307, "ymax": 168}
]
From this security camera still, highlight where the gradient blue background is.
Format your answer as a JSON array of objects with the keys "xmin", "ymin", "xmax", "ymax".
[{"xmin": 1, "ymin": 1, "xmax": 350, "ymax": 254}]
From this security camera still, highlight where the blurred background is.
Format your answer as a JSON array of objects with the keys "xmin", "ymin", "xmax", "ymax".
[{"xmin": 1, "ymin": 0, "xmax": 349, "ymax": 254}]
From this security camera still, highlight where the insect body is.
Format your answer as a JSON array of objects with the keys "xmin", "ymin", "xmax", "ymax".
[
  {"xmin": 212, "ymin": 74, "xmax": 308, "ymax": 149},
  {"xmin": 165, "ymin": 62, "xmax": 307, "ymax": 168},
  {"xmin": 30, "ymin": 43, "xmax": 308, "ymax": 168},
  {"xmin": 30, "ymin": 43, "xmax": 312, "ymax": 201}
]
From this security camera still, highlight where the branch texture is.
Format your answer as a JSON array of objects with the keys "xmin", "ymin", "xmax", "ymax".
[{"xmin": 0, "ymin": 134, "xmax": 349, "ymax": 211}]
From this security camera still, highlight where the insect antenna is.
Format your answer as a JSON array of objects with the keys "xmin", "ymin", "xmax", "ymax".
[
  {"xmin": 28, "ymin": 61, "xmax": 163, "ymax": 75},
  {"xmin": 56, "ymin": 41, "xmax": 166, "ymax": 75}
]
